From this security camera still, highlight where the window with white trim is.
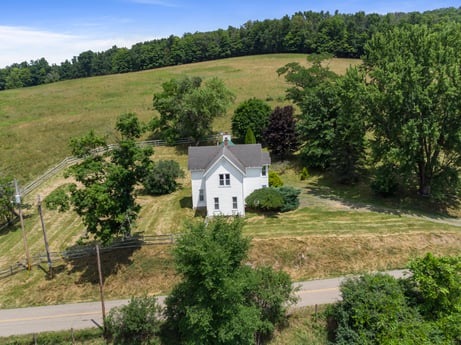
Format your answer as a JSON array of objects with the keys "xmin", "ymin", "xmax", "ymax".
[
  {"xmin": 214, "ymin": 197, "xmax": 219, "ymax": 210},
  {"xmin": 232, "ymin": 196, "xmax": 238, "ymax": 209},
  {"xmin": 219, "ymin": 173, "xmax": 230, "ymax": 186}
]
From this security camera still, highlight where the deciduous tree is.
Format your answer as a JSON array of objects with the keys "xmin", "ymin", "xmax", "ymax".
[
  {"xmin": 152, "ymin": 76, "xmax": 234, "ymax": 144},
  {"xmin": 279, "ymin": 55, "xmax": 366, "ymax": 182},
  {"xmin": 162, "ymin": 218, "xmax": 296, "ymax": 345},
  {"xmin": 278, "ymin": 54, "xmax": 339, "ymax": 169},
  {"xmin": 264, "ymin": 105, "xmax": 298, "ymax": 159},
  {"xmin": 364, "ymin": 23, "xmax": 461, "ymax": 199},
  {"xmin": 66, "ymin": 113, "xmax": 152, "ymax": 243},
  {"xmin": 231, "ymin": 98, "xmax": 271, "ymax": 142}
]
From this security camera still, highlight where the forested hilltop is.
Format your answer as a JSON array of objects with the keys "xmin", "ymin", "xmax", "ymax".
[{"xmin": 1, "ymin": 6, "xmax": 460, "ymax": 90}]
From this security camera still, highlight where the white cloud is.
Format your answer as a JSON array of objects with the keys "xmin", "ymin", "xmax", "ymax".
[{"xmin": 0, "ymin": 25, "xmax": 152, "ymax": 68}]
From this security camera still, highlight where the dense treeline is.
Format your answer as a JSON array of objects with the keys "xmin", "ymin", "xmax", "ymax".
[{"xmin": 1, "ymin": 7, "xmax": 460, "ymax": 90}]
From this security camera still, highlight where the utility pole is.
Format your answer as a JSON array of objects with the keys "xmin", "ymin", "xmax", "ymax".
[
  {"xmin": 14, "ymin": 179, "xmax": 31, "ymax": 270},
  {"xmin": 96, "ymin": 245, "xmax": 106, "ymax": 337},
  {"xmin": 37, "ymin": 195, "xmax": 53, "ymax": 278}
]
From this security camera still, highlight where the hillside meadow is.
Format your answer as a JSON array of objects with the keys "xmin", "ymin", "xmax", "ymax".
[
  {"xmin": 0, "ymin": 53, "xmax": 358, "ymax": 183},
  {"xmin": 0, "ymin": 54, "xmax": 460, "ymax": 311}
]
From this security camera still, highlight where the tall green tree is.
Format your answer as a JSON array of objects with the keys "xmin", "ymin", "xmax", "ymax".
[
  {"xmin": 66, "ymin": 113, "xmax": 153, "ymax": 243},
  {"xmin": 278, "ymin": 54, "xmax": 339, "ymax": 169},
  {"xmin": 162, "ymin": 218, "xmax": 297, "ymax": 345},
  {"xmin": 231, "ymin": 98, "xmax": 272, "ymax": 142},
  {"xmin": 152, "ymin": 76, "xmax": 235, "ymax": 144},
  {"xmin": 330, "ymin": 67, "xmax": 367, "ymax": 184},
  {"xmin": 364, "ymin": 23, "xmax": 461, "ymax": 198}
]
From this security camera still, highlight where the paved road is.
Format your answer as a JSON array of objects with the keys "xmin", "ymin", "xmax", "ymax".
[{"xmin": 0, "ymin": 270, "xmax": 408, "ymax": 337}]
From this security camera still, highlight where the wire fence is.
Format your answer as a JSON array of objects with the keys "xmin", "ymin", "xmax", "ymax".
[{"xmin": 0, "ymin": 234, "xmax": 178, "ymax": 280}]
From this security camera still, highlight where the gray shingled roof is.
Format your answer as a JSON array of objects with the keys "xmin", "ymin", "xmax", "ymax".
[{"xmin": 188, "ymin": 144, "xmax": 270, "ymax": 172}]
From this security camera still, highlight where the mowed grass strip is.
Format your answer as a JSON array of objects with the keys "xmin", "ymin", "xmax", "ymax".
[
  {"xmin": 244, "ymin": 207, "xmax": 461, "ymax": 238},
  {"xmin": 1, "ymin": 229, "xmax": 460, "ymax": 309}
]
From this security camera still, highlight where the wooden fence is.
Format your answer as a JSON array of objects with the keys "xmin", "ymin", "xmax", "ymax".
[
  {"xmin": 0, "ymin": 234, "xmax": 178, "ymax": 280},
  {"xmin": 20, "ymin": 136, "xmax": 217, "ymax": 197}
]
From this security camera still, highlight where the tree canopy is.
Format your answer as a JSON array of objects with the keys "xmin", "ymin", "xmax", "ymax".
[
  {"xmin": 264, "ymin": 105, "xmax": 298, "ymax": 159},
  {"xmin": 162, "ymin": 217, "xmax": 297, "ymax": 344},
  {"xmin": 152, "ymin": 76, "xmax": 234, "ymax": 144},
  {"xmin": 142, "ymin": 160, "xmax": 184, "ymax": 195},
  {"xmin": 231, "ymin": 98, "xmax": 272, "ymax": 142},
  {"xmin": 3, "ymin": 7, "xmax": 461, "ymax": 91},
  {"xmin": 364, "ymin": 23, "xmax": 461, "ymax": 198},
  {"xmin": 279, "ymin": 54, "xmax": 366, "ymax": 181}
]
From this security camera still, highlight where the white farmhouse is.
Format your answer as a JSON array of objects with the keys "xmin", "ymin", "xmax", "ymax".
[{"xmin": 188, "ymin": 136, "xmax": 270, "ymax": 217}]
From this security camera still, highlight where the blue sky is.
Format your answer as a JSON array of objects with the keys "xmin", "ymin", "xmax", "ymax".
[{"xmin": 1, "ymin": 0, "xmax": 460, "ymax": 67}]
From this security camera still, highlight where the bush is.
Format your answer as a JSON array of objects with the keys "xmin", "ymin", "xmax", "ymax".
[
  {"xmin": 143, "ymin": 160, "xmax": 184, "ymax": 195},
  {"xmin": 300, "ymin": 167, "xmax": 309, "ymax": 181},
  {"xmin": 407, "ymin": 253, "xmax": 461, "ymax": 319},
  {"xmin": 105, "ymin": 295, "xmax": 162, "ymax": 345},
  {"xmin": 246, "ymin": 188, "xmax": 284, "ymax": 212},
  {"xmin": 269, "ymin": 171, "xmax": 283, "ymax": 187},
  {"xmin": 329, "ymin": 274, "xmax": 419, "ymax": 344},
  {"xmin": 371, "ymin": 164, "xmax": 399, "ymax": 197},
  {"xmin": 277, "ymin": 186, "xmax": 300, "ymax": 212}
]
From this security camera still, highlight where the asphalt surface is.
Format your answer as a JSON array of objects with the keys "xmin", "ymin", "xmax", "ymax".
[{"xmin": 0, "ymin": 270, "xmax": 408, "ymax": 337}]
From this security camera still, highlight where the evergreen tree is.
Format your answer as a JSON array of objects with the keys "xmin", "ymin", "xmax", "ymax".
[{"xmin": 244, "ymin": 127, "xmax": 256, "ymax": 144}]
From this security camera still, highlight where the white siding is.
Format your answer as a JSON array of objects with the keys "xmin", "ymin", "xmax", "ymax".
[
  {"xmin": 204, "ymin": 157, "xmax": 245, "ymax": 217},
  {"xmin": 243, "ymin": 166, "xmax": 269, "ymax": 200},
  {"xmin": 191, "ymin": 171, "xmax": 206, "ymax": 209}
]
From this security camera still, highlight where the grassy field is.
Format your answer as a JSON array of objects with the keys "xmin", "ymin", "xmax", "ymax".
[
  {"xmin": 0, "ymin": 53, "xmax": 359, "ymax": 183},
  {"xmin": 1, "ymin": 146, "xmax": 460, "ymax": 308},
  {"xmin": 0, "ymin": 54, "xmax": 460, "ymax": 313}
]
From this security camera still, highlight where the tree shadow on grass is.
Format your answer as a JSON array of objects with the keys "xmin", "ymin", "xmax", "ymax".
[
  {"xmin": 179, "ymin": 197, "xmax": 192, "ymax": 209},
  {"xmin": 308, "ymin": 174, "xmax": 460, "ymax": 222},
  {"xmin": 0, "ymin": 218, "xmax": 20, "ymax": 236},
  {"xmin": 174, "ymin": 144, "xmax": 189, "ymax": 155},
  {"xmin": 246, "ymin": 208, "xmax": 280, "ymax": 219},
  {"xmin": 61, "ymin": 235, "xmax": 143, "ymax": 284}
]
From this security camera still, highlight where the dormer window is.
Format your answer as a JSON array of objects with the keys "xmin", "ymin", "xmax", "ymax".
[{"xmin": 219, "ymin": 173, "xmax": 230, "ymax": 186}]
